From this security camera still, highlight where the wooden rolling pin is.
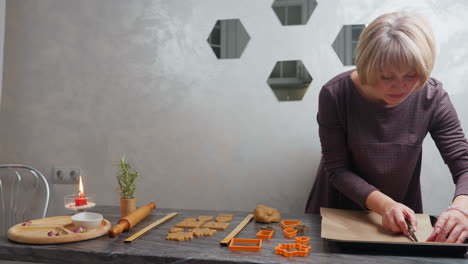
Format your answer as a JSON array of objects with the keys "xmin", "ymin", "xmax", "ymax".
[{"xmin": 108, "ymin": 202, "xmax": 156, "ymax": 238}]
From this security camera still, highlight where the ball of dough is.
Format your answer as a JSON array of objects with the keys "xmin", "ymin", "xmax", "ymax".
[{"xmin": 253, "ymin": 204, "xmax": 281, "ymax": 223}]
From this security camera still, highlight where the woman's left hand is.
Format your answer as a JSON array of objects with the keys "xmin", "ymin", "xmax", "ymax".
[{"xmin": 426, "ymin": 208, "xmax": 468, "ymax": 243}]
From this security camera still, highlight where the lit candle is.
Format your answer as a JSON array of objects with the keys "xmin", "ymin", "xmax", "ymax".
[{"xmin": 74, "ymin": 176, "xmax": 88, "ymax": 206}]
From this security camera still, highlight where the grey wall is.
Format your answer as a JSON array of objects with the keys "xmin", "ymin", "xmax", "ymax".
[
  {"xmin": 1, "ymin": 0, "xmax": 468, "ymax": 217},
  {"xmin": 0, "ymin": 0, "xmax": 4, "ymax": 103}
]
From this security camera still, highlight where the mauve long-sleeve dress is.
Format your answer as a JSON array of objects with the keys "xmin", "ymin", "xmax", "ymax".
[{"xmin": 305, "ymin": 70, "xmax": 468, "ymax": 214}]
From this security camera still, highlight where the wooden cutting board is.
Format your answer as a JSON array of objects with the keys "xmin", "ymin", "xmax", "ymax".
[{"xmin": 8, "ymin": 216, "xmax": 111, "ymax": 244}]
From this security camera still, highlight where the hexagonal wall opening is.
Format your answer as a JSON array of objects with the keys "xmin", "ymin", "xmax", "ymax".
[
  {"xmin": 267, "ymin": 60, "xmax": 313, "ymax": 101},
  {"xmin": 207, "ymin": 19, "xmax": 250, "ymax": 59},
  {"xmin": 332, "ymin": 24, "xmax": 366, "ymax": 66},
  {"xmin": 272, "ymin": 0, "xmax": 317, "ymax": 26}
]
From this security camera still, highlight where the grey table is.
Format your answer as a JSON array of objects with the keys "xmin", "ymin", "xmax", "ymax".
[{"xmin": 0, "ymin": 206, "xmax": 466, "ymax": 264}]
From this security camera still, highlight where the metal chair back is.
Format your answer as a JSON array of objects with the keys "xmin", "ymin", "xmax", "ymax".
[{"xmin": 0, "ymin": 164, "xmax": 50, "ymax": 235}]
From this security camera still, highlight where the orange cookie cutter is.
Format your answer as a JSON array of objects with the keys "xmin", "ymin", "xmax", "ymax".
[
  {"xmin": 283, "ymin": 228, "xmax": 298, "ymax": 238},
  {"xmin": 281, "ymin": 220, "xmax": 302, "ymax": 229},
  {"xmin": 256, "ymin": 230, "xmax": 274, "ymax": 239},
  {"xmin": 229, "ymin": 238, "xmax": 262, "ymax": 252},
  {"xmin": 274, "ymin": 243, "xmax": 311, "ymax": 257},
  {"xmin": 295, "ymin": 236, "xmax": 310, "ymax": 245}
]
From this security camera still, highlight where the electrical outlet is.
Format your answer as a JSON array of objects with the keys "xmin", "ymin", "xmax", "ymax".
[{"xmin": 53, "ymin": 167, "xmax": 82, "ymax": 184}]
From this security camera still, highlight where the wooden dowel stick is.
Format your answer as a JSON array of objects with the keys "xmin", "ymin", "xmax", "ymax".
[
  {"xmin": 220, "ymin": 214, "xmax": 254, "ymax": 246},
  {"xmin": 124, "ymin": 212, "xmax": 178, "ymax": 243}
]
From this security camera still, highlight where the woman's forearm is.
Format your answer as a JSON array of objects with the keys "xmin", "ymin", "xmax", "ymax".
[
  {"xmin": 450, "ymin": 195, "xmax": 468, "ymax": 214},
  {"xmin": 365, "ymin": 190, "xmax": 398, "ymax": 215}
]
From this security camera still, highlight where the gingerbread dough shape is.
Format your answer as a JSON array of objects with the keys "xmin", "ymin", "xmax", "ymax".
[
  {"xmin": 190, "ymin": 228, "xmax": 217, "ymax": 237},
  {"xmin": 166, "ymin": 232, "xmax": 193, "ymax": 241}
]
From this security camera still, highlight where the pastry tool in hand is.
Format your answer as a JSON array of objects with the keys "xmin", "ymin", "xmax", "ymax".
[{"xmin": 404, "ymin": 218, "xmax": 418, "ymax": 242}]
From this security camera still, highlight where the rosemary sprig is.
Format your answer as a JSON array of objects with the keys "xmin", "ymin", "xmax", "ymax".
[{"xmin": 116, "ymin": 156, "xmax": 139, "ymax": 199}]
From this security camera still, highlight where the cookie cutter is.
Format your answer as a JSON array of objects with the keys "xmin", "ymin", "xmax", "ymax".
[
  {"xmin": 256, "ymin": 230, "xmax": 274, "ymax": 239},
  {"xmin": 229, "ymin": 238, "xmax": 262, "ymax": 251},
  {"xmin": 274, "ymin": 243, "xmax": 311, "ymax": 257},
  {"xmin": 294, "ymin": 224, "xmax": 309, "ymax": 234},
  {"xmin": 295, "ymin": 236, "xmax": 310, "ymax": 245},
  {"xmin": 281, "ymin": 220, "xmax": 302, "ymax": 229},
  {"xmin": 283, "ymin": 228, "xmax": 298, "ymax": 238}
]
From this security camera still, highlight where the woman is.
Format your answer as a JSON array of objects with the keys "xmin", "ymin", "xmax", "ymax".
[{"xmin": 305, "ymin": 12, "xmax": 468, "ymax": 243}]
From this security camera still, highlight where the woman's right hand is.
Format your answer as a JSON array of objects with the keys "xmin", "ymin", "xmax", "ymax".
[
  {"xmin": 366, "ymin": 191, "xmax": 418, "ymax": 234},
  {"xmin": 382, "ymin": 202, "xmax": 417, "ymax": 235}
]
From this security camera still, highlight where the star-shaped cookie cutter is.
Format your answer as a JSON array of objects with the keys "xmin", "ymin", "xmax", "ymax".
[{"xmin": 274, "ymin": 243, "xmax": 311, "ymax": 257}]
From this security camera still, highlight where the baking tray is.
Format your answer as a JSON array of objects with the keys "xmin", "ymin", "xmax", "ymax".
[{"xmin": 324, "ymin": 214, "xmax": 467, "ymax": 257}]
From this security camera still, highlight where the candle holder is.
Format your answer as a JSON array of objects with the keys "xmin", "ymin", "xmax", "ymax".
[{"xmin": 64, "ymin": 194, "xmax": 96, "ymax": 212}]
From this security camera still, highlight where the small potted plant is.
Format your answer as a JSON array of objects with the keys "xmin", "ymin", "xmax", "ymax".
[{"xmin": 116, "ymin": 156, "xmax": 139, "ymax": 217}]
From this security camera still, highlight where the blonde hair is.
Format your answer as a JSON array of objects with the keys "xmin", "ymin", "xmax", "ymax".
[{"xmin": 355, "ymin": 12, "xmax": 436, "ymax": 90}]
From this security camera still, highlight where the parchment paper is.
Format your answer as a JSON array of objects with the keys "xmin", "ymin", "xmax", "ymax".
[{"xmin": 320, "ymin": 208, "xmax": 434, "ymax": 243}]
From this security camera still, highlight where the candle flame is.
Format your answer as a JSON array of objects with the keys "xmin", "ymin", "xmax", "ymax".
[{"xmin": 78, "ymin": 176, "xmax": 84, "ymax": 198}]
